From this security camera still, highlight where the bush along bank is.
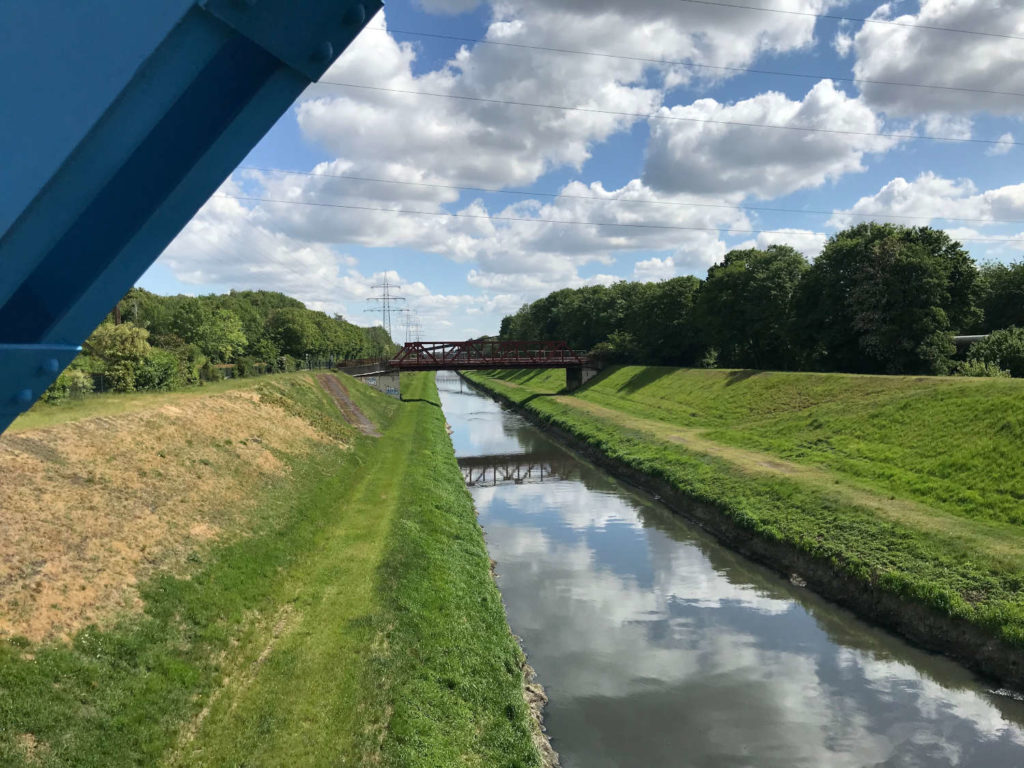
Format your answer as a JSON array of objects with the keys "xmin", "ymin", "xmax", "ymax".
[
  {"xmin": 463, "ymin": 367, "xmax": 1024, "ymax": 689},
  {"xmin": 0, "ymin": 372, "xmax": 542, "ymax": 767}
]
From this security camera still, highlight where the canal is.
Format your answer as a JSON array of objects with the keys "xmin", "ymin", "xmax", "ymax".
[{"xmin": 436, "ymin": 373, "xmax": 1024, "ymax": 768}]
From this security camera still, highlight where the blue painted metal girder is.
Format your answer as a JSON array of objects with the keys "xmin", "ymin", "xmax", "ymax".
[{"xmin": 0, "ymin": 0, "xmax": 381, "ymax": 432}]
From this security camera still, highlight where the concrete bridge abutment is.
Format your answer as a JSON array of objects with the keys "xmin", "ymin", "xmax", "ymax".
[
  {"xmin": 565, "ymin": 365, "xmax": 600, "ymax": 392},
  {"xmin": 362, "ymin": 371, "xmax": 401, "ymax": 399}
]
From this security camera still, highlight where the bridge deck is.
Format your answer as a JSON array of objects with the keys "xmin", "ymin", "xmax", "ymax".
[{"xmin": 387, "ymin": 340, "xmax": 590, "ymax": 371}]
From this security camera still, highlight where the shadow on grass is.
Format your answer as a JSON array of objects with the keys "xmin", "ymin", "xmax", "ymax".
[
  {"xmin": 616, "ymin": 366, "xmax": 675, "ymax": 394},
  {"xmin": 724, "ymin": 369, "xmax": 762, "ymax": 386},
  {"xmin": 401, "ymin": 397, "xmax": 441, "ymax": 408}
]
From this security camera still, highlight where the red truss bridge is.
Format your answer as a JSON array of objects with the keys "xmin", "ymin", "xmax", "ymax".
[{"xmin": 387, "ymin": 340, "xmax": 591, "ymax": 371}]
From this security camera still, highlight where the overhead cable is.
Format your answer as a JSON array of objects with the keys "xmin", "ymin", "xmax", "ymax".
[
  {"xmin": 215, "ymin": 194, "xmax": 1024, "ymax": 244},
  {"xmin": 240, "ymin": 166, "xmax": 1024, "ymax": 227},
  {"xmin": 366, "ymin": 26, "xmax": 1024, "ymax": 100},
  {"xmin": 313, "ymin": 81, "xmax": 1023, "ymax": 148},
  {"xmin": 675, "ymin": 0, "xmax": 1024, "ymax": 42}
]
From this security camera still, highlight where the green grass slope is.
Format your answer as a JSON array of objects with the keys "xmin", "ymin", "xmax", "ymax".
[
  {"xmin": 1, "ymin": 372, "xmax": 540, "ymax": 767},
  {"xmin": 468, "ymin": 367, "xmax": 1024, "ymax": 664},
  {"xmin": 488, "ymin": 367, "xmax": 1024, "ymax": 523}
]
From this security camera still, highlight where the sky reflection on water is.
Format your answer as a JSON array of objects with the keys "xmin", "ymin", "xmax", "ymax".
[{"xmin": 436, "ymin": 374, "xmax": 1024, "ymax": 768}]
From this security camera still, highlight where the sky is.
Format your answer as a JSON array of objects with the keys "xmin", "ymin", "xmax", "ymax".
[{"xmin": 140, "ymin": 0, "xmax": 1024, "ymax": 341}]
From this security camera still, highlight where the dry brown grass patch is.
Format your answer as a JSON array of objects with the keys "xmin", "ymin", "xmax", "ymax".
[{"xmin": 0, "ymin": 388, "xmax": 341, "ymax": 642}]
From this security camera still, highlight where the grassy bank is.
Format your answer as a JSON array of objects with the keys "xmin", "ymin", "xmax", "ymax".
[
  {"xmin": 1, "ymin": 372, "xmax": 540, "ymax": 766},
  {"xmin": 465, "ymin": 367, "xmax": 1024, "ymax": 677}
]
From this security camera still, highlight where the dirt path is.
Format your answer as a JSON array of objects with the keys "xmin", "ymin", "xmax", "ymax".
[
  {"xmin": 557, "ymin": 396, "xmax": 1024, "ymax": 565},
  {"xmin": 317, "ymin": 374, "xmax": 381, "ymax": 437}
]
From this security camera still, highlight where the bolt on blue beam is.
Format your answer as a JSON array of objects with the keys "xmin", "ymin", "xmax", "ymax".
[{"xmin": 0, "ymin": 0, "xmax": 381, "ymax": 433}]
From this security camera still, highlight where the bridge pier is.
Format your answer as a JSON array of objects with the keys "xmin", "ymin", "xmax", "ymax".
[{"xmin": 565, "ymin": 365, "xmax": 600, "ymax": 392}]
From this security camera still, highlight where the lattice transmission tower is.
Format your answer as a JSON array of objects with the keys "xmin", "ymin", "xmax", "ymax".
[
  {"xmin": 364, "ymin": 277, "xmax": 406, "ymax": 343},
  {"xmin": 401, "ymin": 310, "xmax": 424, "ymax": 344}
]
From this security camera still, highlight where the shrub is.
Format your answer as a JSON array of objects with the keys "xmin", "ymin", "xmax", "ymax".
[
  {"xmin": 276, "ymin": 354, "xmax": 298, "ymax": 373},
  {"xmin": 136, "ymin": 348, "xmax": 184, "ymax": 391},
  {"xmin": 952, "ymin": 359, "xmax": 1010, "ymax": 378},
  {"xmin": 199, "ymin": 361, "xmax": 223, "ymax": 382},
  {"xmin": 234, "ymin": 356, "xmax": 257, "ymax": 378},
  {"xmin": 41, "ymin": 368, "xmax": 95, "ymax": 403},
  {"xmin": 967, "ymin": 327, "xmax": 1024, "ymax": 377},
  {"xmin": 699, "ymin": 347, "xmax": 720, "ymax": 369},
  {"xmin": 106, "ymin": 362, "xmax": 138, "ymax": 392}
]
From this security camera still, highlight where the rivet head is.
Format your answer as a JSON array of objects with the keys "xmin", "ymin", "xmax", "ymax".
[
  {"xmin": 44, "ymin": 358, "xmax": 60, "ymax": 374},
  {"xmin": 313, "ymin": 40, "xmax": 334, "ymax": 64},
  {"xmin": 343, "ymin": 3, "xmax": 366, "ymax": 26},
  {"xmin": 15, "ymin": 389, "xmax": 33, "ymax": 405}
]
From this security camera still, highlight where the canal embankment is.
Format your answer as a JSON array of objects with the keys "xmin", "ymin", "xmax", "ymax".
[
  {"xmin": 0, "ymin": 371, "xmax": 543, "ymax": 767},
  {"xmin": 463, "ymin": 366, "xmax": 1024, "ymax": 690}
]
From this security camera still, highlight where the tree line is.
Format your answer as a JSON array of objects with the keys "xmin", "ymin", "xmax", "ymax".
[
  {"xmin": 499, "ymin": 223, "xmax": 1024, "ymax": 377},
  {"xmin": 45, "ymin": 288, "xmax": 396, "ymax": 401}
]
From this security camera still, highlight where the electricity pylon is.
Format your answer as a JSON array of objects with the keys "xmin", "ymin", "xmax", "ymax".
[{"xmin": 364, "ymin": 277, "xmax": 406, "ymax": 343}]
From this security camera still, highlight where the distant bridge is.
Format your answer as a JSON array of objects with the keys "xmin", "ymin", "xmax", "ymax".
[
  {"xmin": 388, "ymin": 340, "xmax": 590, "ymax": 371},
  {"xmin": 344, "ymin": 340, "xmax": 599, "ymax": 399}
]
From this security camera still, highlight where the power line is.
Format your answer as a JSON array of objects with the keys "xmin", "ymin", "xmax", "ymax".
[
  {"xmin": 215, "ymin": 193, "xmax": 1024, "ymax": 244},
  {"xmin": 241, "ymin": 165, "xmax": 1024, "ymax": 227},
  {"xmin": 675, "ymin": 0, "xmax": 1024, "ymax": 42},
  {"xmin": 368, "ymin": 26, "xmax": 1024, "ymax": 100},
  {"xmin": 314, "ymin": 81, "xmax": 1023, "ymax": 148}
]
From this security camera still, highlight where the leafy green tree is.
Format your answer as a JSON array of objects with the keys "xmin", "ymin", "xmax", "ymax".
[
  {"xmin": 793, "ymin": 223, "xmax": 978, "ymax": 374},
  {"xmin": 976, "ymin": 261, "xmax": 1024, "ymax": 332},
  {"xmin": 170, "ymin": 299, "xmax": 247, "ymax": 362},
  {"xmin": 697, "ymin": 245, "xmax": 809, "ymax": 369},
  {"xmin": 590, "ymin": 330, "xmax": 641, "ymax": 364},
  {"xmin": 136, "ymin": 348, "xmax": 184, "ymax": 391},
  {"xmin": 967, "ymin": 327, "xmax": 1024, "ymax": 377},
  {"xmin": 499, "ymin": 277, "xmax": 701, "ymax": 365},
  {"xmin": 360, "ymin": 325, "xmax": 398, "ymax": 358},
  {"xmin": 85, "ymin": 321, "xmax": 151, "ymax": 363},
  {"xmin": 268, "ymin": 308, "xmax": 323, "ymax": 358},
  {"xmin": 83, "ymin": 322, "xmax": 153, "ymax": 391},
  {"xmin": 640, "ymin": 276, "xmax": 703, "ymax": 365}
]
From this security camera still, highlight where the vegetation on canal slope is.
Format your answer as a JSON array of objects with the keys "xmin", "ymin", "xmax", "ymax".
[
  {"xmin": 466, "ymin": 367, "xmax": 1024, "ymax": 655},
  {"xmin": 1, "ymin": 372, "xmax": 540, "ymax": 767}
]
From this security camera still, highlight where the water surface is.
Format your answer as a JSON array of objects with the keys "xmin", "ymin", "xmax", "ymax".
[{"xmin": 436, "ymin": 373, "xmax": 1024, "ymax": 768}]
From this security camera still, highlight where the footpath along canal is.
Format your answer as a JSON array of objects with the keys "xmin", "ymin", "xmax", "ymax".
[{"xmin": 435, "ymin": 372, "xmax": 1024, "ymax": 768}]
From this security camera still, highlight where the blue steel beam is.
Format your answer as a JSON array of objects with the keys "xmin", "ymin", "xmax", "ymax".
[{"xmin": 0, "ymin": 0, "xmax": 381, "ymax": 432}]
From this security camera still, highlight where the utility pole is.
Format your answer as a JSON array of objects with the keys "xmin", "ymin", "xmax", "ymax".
[{"xmin": 364, "ymin": 276, "xmax": 406, "ymax": 343}]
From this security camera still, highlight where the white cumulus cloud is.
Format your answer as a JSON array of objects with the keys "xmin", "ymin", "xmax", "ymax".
[
  {"xmin": 643, "ymin": 81, "xmax": 900, "ymax": 200},
  {"xmin": 987, "ymin": 133, "xmax": 1015, "ymax": 156},
  {"xmin": 849, "ymin": 0, "xmax": 1024, "ymax": 117}
]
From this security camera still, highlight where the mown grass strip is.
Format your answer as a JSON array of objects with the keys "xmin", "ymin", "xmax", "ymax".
[
  {"xmin": 369, "ymin": 374, "xmax": 541, "ymax": 768},
  {"xmin": 465, "ymin": 369, "xmax": 1024, "ymax": 660}
]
